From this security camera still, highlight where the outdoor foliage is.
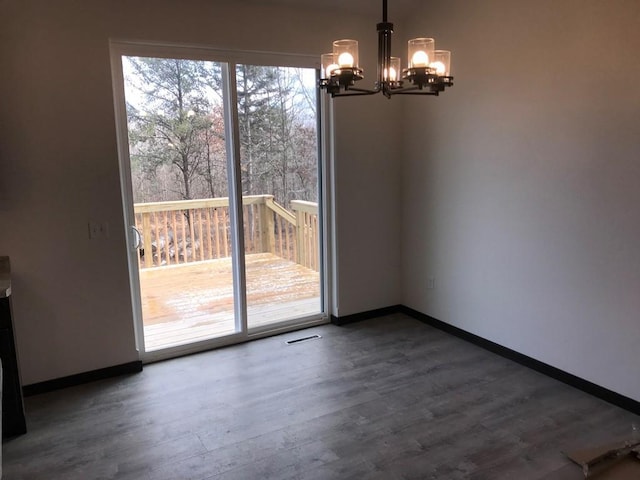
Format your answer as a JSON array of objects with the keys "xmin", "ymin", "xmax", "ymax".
[{"xmin": 124, "ymin": 57, "xmax": 318, "ymax": 207}]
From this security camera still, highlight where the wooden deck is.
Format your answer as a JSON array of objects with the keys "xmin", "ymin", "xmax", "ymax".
[{"xmin": 140, "ymin": 253, "xmax": 321, "ymax": 351}]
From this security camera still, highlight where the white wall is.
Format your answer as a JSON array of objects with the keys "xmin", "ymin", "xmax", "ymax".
[
  {"xmin": 332, "ymin": 97, "xmax": 403, "ymax": 315},
  {"xmin": 401, "ymin": 0, "xmax": 640, "ymax": 401},
  {"xmin": 0, "ymin": 0, "xmax": 403, "ymax": 384}
]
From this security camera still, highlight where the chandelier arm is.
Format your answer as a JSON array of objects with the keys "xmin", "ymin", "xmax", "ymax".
[
  {"xmin": 345, "ymin": 87, "xmax": 380, "ymax": 93},
  {"xmin": 388, "ymin": 84, "xmax": 423, "ymax": 93},
  {"xmin": 331, "ymin": 90, "xmax": 380, "ymax": 97},
  {"xmin": 387, "ymin": 83, "xmax": 449, "ymax": 95},
  {"xmin": 333, "ymin": 85, "xmax": 381, "ymax": 96},
  {"xmin": 389, "ymin": 90, "xmax": 440, "ymax": 96}
]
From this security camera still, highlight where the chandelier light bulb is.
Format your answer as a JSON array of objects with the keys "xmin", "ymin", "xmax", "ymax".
[
  {"xmin": 321, "ymin": 53, "xmax": 338, "ymax": 79},
  {"xmin": 430, "ymin": 61, "xmax": 446, "ymax": 75},
  {"xmin": 383, "ymin": 67, "xmax": 398, "ymax": 81},
  {"xmin": 411, "ymin": 51, "xmax": 429, "ymax": 68},
  {"xmin": 432, "ymin": 50, "xmax": 451, "ymax": 76},
  {"xmin": 384, "ymin": 57, "xmax": 401, "ymax": 82},
  {"xmin": 338, "ymin": 52, "xmax": 354, "ymax": 68},
  {"xmin": 408, "ymin": 38, "xmax": 435, "ymax": 69},
  {"xmin": 333, "ymin": 39, "xmax": 359, "ymax": 69},
  {"xmin": 326, "ymin": 64, "xmax": 339, "ymax": 77}
]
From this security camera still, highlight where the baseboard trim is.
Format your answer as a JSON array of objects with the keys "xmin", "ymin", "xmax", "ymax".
[
  {"xmin": 21, "ymin": 308, "xmax": 640, "ymax": 415},
  {"xmin": 23, "ymin": 360, "xmax": 143, "ymax": 397},
  {"xmin": 331, "ymin": 305, "xmax": 403, "ymax": 326},
  {"xmin": 398, "ymin": 305, "xmax": 640, "ymax": 416}
]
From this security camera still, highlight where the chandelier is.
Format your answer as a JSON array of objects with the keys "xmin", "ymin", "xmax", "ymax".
[{"xmin": 319, "ymin": 0, "xmax": 453, "ymax": 98}]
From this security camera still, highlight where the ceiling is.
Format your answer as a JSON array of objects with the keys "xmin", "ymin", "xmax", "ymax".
[{"xmin": 232, "ymin": 0, "xmax": 417, "ymax": 18}]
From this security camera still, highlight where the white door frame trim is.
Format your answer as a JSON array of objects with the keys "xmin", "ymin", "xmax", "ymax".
[{"xmin": 109, "ymin": 39, "xmax": 331, "ymax": 363}]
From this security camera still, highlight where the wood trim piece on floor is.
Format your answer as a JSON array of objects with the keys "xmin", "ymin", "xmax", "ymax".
[{"xmin": 22, "ymin": 361, "xmax": 143, "ymax": 397}]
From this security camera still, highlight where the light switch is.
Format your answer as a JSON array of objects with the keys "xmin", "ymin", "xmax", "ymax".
[{"xmin": 88, "ymin": 221, "xmax": 110, "ymax": 239}]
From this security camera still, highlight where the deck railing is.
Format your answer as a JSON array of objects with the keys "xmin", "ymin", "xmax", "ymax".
[{"xmin": 134, "ymin": 195, "xmax": 319, "ymax": 271}]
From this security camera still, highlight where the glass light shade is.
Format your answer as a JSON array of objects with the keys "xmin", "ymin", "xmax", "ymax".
[
  {"xmin": 333, "ymin": 39, "xmax": 359, "ymax": 68},
  {"xmin": 384, "ymin": 57, "xmax": 401, "ymax": 81},
  {"xmin": 321, "ymin": 53, "xmax": 339, "ymax": 79},
  {"xmin": 430, "ymin": 50, "xmax": 451, "ymax": 76},
  {"xmin": 407, "ymin": 37, "xmax": 435, "ymax": 69}
]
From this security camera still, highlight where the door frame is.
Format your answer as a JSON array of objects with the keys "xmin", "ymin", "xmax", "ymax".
[{"xmin": 109, "ymin": 40, "xmax": 332, "ymax": 363}]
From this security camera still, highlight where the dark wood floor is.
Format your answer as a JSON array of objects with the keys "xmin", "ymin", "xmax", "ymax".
[{"xmin": 3, "ymin": 314, "xmax": 639, "ymax": 479}]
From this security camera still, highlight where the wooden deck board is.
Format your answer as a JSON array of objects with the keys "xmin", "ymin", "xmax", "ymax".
[{"xmin": 139, "ymin": 253, "xmax": 321, "ymax": 351}]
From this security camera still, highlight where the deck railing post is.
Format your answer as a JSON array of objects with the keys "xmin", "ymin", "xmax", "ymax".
[
  {"xmin": 141, "ymin": 212, "xmax": 153, "ymax": 268},
  {"xmin": 260, "ymin": 197, "xmax": 276, "ymax": 254},
  {"xmin": 294, "ymin": 209, "xmax": 306, "ymax": 267}
]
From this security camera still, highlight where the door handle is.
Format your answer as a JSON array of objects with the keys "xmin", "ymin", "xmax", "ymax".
[{"xmin": 131, "ymin": 225, "xmax": 142, "ymax": 250}]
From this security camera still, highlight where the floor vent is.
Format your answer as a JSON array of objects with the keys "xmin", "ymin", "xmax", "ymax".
[{"xmin": 286, "ymin": 334, "xmax": 322, "ymax": 345}]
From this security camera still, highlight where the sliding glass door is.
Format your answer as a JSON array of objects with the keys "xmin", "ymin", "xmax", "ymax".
[
  {"xmin": 235, "ymin": 64, "xmax": 322, "ymax": 331},
  {"xmin": 111, "ymin": 43, "xmax": 325, "ymax": 360}
]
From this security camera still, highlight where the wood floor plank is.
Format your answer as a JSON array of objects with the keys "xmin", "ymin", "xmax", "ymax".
[{"xmin": 3, "ymin": 314, "xmax": 639, "ymax": 479}]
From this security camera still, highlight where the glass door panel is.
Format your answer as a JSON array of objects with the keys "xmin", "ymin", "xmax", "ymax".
[
  {"xmin": 235, "ymin": 64, "xmax": 322, "ymax": 330},
  {"xmin": 122, "ymin": 56, "xmax": 238, "ymax": 351},
  {"xmin": 113, "ymin": 45, "xmax": 327, "ymax": 359}
]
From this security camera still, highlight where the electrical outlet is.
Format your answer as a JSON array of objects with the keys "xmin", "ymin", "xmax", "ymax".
[{"xmin": 427, "ymin": 277, "xmax": 436, "ymax": 289}]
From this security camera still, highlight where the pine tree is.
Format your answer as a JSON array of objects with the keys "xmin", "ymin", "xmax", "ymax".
[{"xmin": 124, "ymin": 57, "xmax": 226, "ymax": 202}]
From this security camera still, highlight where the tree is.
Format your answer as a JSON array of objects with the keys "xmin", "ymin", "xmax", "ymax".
[
  {"xmin": 235, "ymin": 65, "xmax": 318, "ymax": 205},
  {"xmin": 124, "ymin": 57, "xmax": 226, "ymax": 202},
  {"xmin": 235, "ymin": 64, "xmax": 278, "ymax": 199},
  {"xmin": 198, "ymin": 104, "xmax": 228, "ymax": 198},
  {"xmin": 124, "ymin": 57, "xmax": 318, "ymax": 207}
]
